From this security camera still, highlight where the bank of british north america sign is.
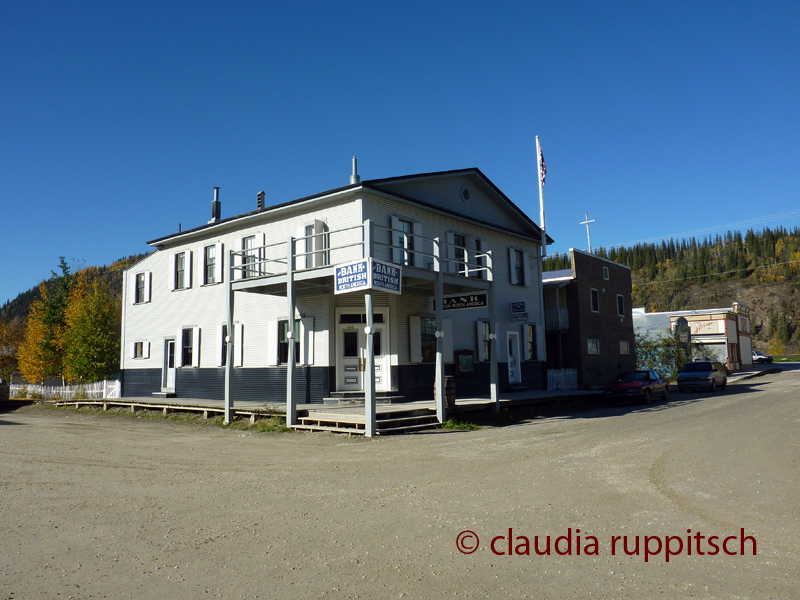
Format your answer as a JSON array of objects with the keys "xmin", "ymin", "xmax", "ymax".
[{"xmin": 334, "ymin": 258, "xmax": 402, "ymax": 295}]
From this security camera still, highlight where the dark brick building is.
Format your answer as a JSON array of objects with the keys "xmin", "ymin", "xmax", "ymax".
[{"xmin": 543, "ymin": 249, "xmax": 635, "ymax": 389}]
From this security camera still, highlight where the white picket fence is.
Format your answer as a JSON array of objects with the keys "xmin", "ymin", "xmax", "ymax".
[
  {"xmin": 547, "ymin": 368, "xmax": 579, "ymax": 391},
  {"xmin": 10, "ymin": 380, "xmax": 121, "ymax": 400}
]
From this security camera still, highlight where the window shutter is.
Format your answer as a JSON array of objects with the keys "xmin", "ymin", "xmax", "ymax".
[
  {"xmin": 234, "ymin": 323, "xmax": 243, "ymax": 367},
  {"xmin": 215, "ymin": 243, "xmax": 224, "ymax": 283},
  {"xmin": 508, "ymin": 248, "xmax": 516, "ymax": 284},
  {"xmin": 266, "ymin": 320, "xmax": 279, "ymax": 366},
  {"xmin": 235, "ymin": 238, "xmax": 243, "ymax": 280},
  {"xmin": 409, "ymin": 316, "xmax": 422, "ymax": 363},
  {"xmin": 391, "ymin": 216, "xmax": 402, "ymax": 264},
  {"xmin": 476, "ymin": 321, "xmax": 484, "ymax": 362},
  {"xmin": 446, "ymin": 232, "xmax": 456, "ymax": 273},
  {"xmin": 216, "ymin": 324, "xmax": 225, "ymax": 367},
  {"xmin": 465, "ymin": 235, "xmax": 475, "ymax": 277},
  {"xmin": 443, "ymin": 319, "xmax": 453, "ymax": 363},
  {"xmin": 412, "ymin": 221, "xmax": 424, "ymax": 267},
  {"xmin": 130, "ymin": 342, "xmax": 137, "ymax": 359},
  {"xmin": 175, "ymin": 328, "xmax": 184, "ymax": 367},
  {"xmin": 144, "ymin": 271, "xmax": 151, "ymax": 302},
  {"xmin": 192, "ymin": 326, "xmax": 201, "ymax": 367},
  {"xmin": 301, "ymin": 317, "xmax": 314, "ymax": 365},
  {"xmin": 523, "ymin": 325, "xmax": 532, "ymax": 360},
  {"xmin": 144, "ymin": 341, "xmax": 150, "ymax": 359},
  {"xmin": 171, "ymin": 254, "xmax": 178, "ymax": 290},
  {"xmin": 297, "ymin": 225, "xmax": 308, "ymax": 269},
  {"xmin": 260, "ymin": 233, "xmax": 267, "ymax": 276},
  {"xmin": 188, "ymin": 251, "xmax": 194, "ymax": 289},
  {"xmin": 522, "ymin": 251, "xmax": 530, "ymax": 287},
  {"xmin": 128, "ymin": 274, "xmax": 137, "ymax": 305}
]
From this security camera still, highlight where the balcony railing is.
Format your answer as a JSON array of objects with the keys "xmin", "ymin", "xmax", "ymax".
[{"xmin": 230, "ymin": 220, "xmax": 493, "ymax": 282}]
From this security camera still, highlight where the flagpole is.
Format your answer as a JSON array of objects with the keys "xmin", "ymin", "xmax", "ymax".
[{"xmin": 536, "ymin": 135, "xmax": 546, "ymax": 257}]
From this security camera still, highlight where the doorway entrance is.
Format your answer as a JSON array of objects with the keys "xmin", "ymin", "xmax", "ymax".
[
  {"xmin": 335, "ymin": 308, "xmax": 390, "ymax": 392},
  {"xmin": 507, "ymin": 332, "xmax": 522, "ymax": 384},
  {"xmin": 162, "ymin": 338, "xmax": 176, "ymax": 392}
]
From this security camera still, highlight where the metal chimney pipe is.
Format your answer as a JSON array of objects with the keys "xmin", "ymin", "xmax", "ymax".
[
  {"xmin": 350, "ymin": 156, "xmax": 361, "ymax": 184},
  {"xmin": 209, "ymin": 187, "xmax": 221, "ymax": 223}
]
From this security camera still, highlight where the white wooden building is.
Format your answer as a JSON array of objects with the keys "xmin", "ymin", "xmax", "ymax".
[{"xmin": 120, "ymin": 165, "xmax": 550, "ymax": 432}]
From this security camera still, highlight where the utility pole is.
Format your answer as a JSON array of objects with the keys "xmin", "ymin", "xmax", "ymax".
[{"xmin": 580, "ymin": 213, "xmax": 595, "ymax": 252}]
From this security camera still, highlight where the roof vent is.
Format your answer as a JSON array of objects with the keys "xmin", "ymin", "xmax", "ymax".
[
  {"xmin": 460, "ymin": 185, "xmax": 471, "ymax": 202},
  {"xmin": 209, "ymin": 187, "xmax": 221, "ymax": 223},
  {"xmin": 350, "ymin": 156, "xmax": 361, "ymax": 184}
]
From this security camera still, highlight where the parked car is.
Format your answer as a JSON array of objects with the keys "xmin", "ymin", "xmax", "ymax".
[
  {"xmin": 752, "ymin": 350, "xmax": 773, "ymax": 364},
  {"xmin": 604, "ymin": 370, "xmax": 670, "ymax": 405},
  {"xmin": 677, "ymin": 361, "xmax": 728, "ymax": 393}
]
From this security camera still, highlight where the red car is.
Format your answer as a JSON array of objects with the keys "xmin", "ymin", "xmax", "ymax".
[{"xmin": 604, "ymin": 370, "xmax": 670, "ymax": 406}]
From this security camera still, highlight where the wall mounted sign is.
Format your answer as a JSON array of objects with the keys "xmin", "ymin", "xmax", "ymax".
[
  {"xmin": 334, "ymin": 258, "xmax": 402, "ymax": 295},
  {"xmin": 430, "ymin": 292, "xmax": 489, "ymax": 311},
  {"xmin": 511, "ymin": 302, "xmax": 526, "ymax": 313}
]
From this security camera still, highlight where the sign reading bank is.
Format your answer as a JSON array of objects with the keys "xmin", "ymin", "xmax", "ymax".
[{"xmin": 334, "ymin": 258, "xmax": 402, "ymax": 295}]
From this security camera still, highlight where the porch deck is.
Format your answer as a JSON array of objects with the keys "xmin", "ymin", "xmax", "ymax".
[{"xmin": 53, "ymin": 387, "xmax": 602, "ymax": 435}]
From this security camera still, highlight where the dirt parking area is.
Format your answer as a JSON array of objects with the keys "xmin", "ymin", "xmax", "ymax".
[{"xmin": 2, "ymin": 369, "xmax": 799, "ymax": 599}]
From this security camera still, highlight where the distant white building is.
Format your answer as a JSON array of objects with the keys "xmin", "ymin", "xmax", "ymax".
[{"xmin": 632, "ymin": 303, "xmax": 753, "ymax": 371}]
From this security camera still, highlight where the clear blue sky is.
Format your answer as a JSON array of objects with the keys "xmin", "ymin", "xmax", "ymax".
[{"xmin": 2, "ymin": 0, "xmax": 799, "ymax": 305}]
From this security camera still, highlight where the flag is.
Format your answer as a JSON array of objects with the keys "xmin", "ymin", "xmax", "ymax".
[{"xmin": 539, "ymin": 146, "xmax": 546, "ymax": 186}]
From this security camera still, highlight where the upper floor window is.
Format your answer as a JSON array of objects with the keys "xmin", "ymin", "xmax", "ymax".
[
  {"xmin": 472, "ymin": 239, "xmax": 485, "ymax": 279},
  {"xmin": 243, "ymin": 235, "xmax": 257, "ymax": 278},
  {"xmin": 175, "ymin": 252, "xmax": 186, "ymax": 289},
  {"xmin": 617, "ymin": 294, "xmax": 625, "ymax": 317},
  {"xmin": 587, "ymin": 339, "xmax": 600, "ymax": 355},
  {"xmin": 399, "ymin": 219, "xmax": 415, "ymax": 266},
  {"xmin": 204, "ymin": 245, "xmax": 216, "ymax": 285},
  {"xmin": 135, "ymin": 273, "xmax": 146, "ymax": 303},
  {"xmin": 453, "ymin": 234, "xmax": 467, "ymax": 276},
  {"xmin": 511, "ymin": 249, "xmax": 526, "ymax": 286},
  {"xmin": 603, "ymin": 266, "xmax": 610, "ymax": 280},
  {"xmin": 591, "ymin": 288, "xmax": 600, "ymax": 313}
]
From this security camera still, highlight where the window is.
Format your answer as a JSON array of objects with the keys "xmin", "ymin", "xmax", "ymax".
[
  {"xmin": 587, "ymin": 339, "xmax": 600, "ymax": 355},
  {"xmin": 617, "ymin": 294, "xmax": 625, "ymax": 317},
  {"xmin": 243, "ymin": 235, "xmax": 257, "ymax": 278},
  {"xmin": 398, "ymin": 219, "xmax": 415, "ymax": 266},
  {"xmin": 220, "ymin": 324, "xmax": 228, "ymax": 367},
  {"xmin": 603, "ymin": 266, "xmax": 610, "ymax": 280},
  {"xmin": 133, "ymin": 342, "xmax": 143, "ymax": 358},
  {"xmin": 620, "ymin": 340, "xmax": 630, "ymax": 355},
  {"xmin": 278, "ymin": 320, "xmax": 301, "ymax": 364},
  {"xmin": 182, "ymin": 328, "xmax": 194, "ymax": 366},
  {"xmin": 453, "ymin": 234, "xmax": 467, "ymax": 276},
  {"xmin": 135, "ymin": 273, "xmax": 145, "ymax": 303},
  {"xmin": 204, "ymin": 245, "xmax": 216, "ymax": 284},
  {"xmin": 526, "ymin": 324, "xmax": 537, "ymax": 360},
  {"xmin": 509, "ymin": 248, "xmax": 527, "ymax": 286},
  {"xmin": 420, "ymin": 317, "xmax": 437, "ymax": 362},
  {"xmin": 175, "ymin": 252, "xmax": 186, "ymax": 289},
  {"xmin": 472, "ymin": 239, "xmax": 485, "ymax": 279},
  {"xmin": 590, "ymin": 288, "xmax": 600, "ymax": 313}
]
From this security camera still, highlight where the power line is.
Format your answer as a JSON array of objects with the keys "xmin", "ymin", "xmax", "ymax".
[{"xmin": 639, "ymin": 259, "xmax": 800, "ymax": 286}]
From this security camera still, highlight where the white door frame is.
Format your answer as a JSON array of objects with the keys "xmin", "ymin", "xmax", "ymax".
[
  {"xmin": 507, "ymin": 331, "xmax": 522, "ymax": 384},
  {"xmin": 162, "ymin": 337, "xmax": 176, "ymax": 392},
  {"xmin": 335, "ymin": 307, "xmax": 390, "ymax": 392}
]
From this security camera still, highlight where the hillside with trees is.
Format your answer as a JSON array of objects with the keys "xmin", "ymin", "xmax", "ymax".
[{"xmin": 544, "ymin": 226, "xmax": 800, "ymax": 355}]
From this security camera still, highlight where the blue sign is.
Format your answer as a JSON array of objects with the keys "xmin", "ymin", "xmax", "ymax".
[
  {"xmin": 334, "ymin": 259, "xmax": 402, "ymax": 295},
  {"xmin": 335, "ymin": 259, "xmax": 369, "ymax": 294},
  {"xmin": 371, "ymin": 259, "xmax": 402, "ymax": 295}
]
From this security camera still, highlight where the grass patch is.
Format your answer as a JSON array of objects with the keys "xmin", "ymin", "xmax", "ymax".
[
  {"xmin": 441, "ymin": 418, "xmax": 480, "ymax": 431},
  {"xmin": 44, "ymin": 403, "xmax": 293, "ymax": 433}
]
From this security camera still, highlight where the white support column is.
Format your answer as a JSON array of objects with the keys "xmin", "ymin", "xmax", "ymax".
[
  {"xmin": 364, "ymin": 220, "xmax": 376, "ymax": 437},
  {"xmin": 224, "ymin": 248, "xmax": 235, "ymax": 424},
  {"xmin": 433, "ymin": 237, "xmax": 446, "ymax": 422},
  {"xmin": 286, "ymin": 236, "xmax": 297, "ymax": 426},
  {"xmin": 364, "ymin": 290, "xmax": 376, "ymax": 437},
  {"xmin": 486, "ymin": 250, "xmax": 499, "ymax": 414}
]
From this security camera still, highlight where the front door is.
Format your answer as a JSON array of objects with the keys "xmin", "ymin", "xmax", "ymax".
[
  {"xmin": 162, "ymin": 338, "xmax": 176, "ymax": 391},
  {"xmin": 335, "ymin": 310, "xmax": 389, "ymax": 392},
  {"xmin": 507, "ymin": 332, "xmax": 521, "ymax": 384}
]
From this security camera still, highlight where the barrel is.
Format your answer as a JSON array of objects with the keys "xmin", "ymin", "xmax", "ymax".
[{"xmin": 445, "ymin": 376, "xmax": 456, "ymax": 408}]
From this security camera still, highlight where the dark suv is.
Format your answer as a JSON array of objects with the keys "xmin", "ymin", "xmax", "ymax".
[{"xmin": 677, "ymin": 361, "xmax": 728, "ymax": 393}]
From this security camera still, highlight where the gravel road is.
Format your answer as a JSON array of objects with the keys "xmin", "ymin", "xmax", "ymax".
[{"xmin": 2, "ymin": 368, "xmax": 798, "ymax": 599}]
